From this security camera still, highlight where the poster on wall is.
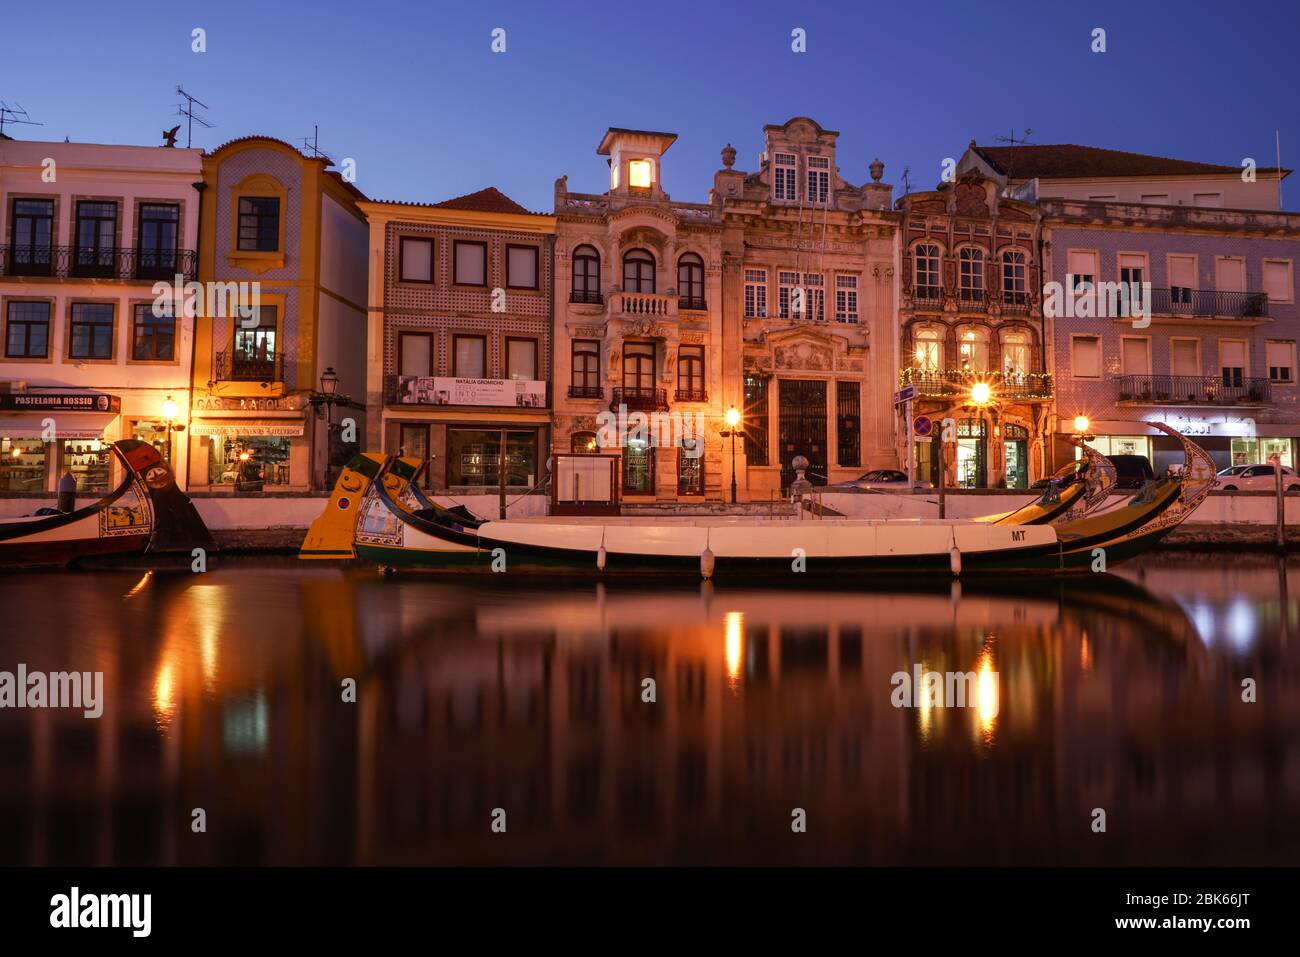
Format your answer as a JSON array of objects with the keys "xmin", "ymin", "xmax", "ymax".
[{"xmin": 395, "ymin": 376, "xmax": 547, "ymax": 408}]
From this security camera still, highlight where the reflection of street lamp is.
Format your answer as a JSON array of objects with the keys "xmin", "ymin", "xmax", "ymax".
[{"xmin": 720, "ymin": 406, "xmax": 742, "ymax": 504}]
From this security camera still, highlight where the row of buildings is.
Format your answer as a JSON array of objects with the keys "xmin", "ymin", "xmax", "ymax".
[{"xmin": 1, "ymin": 119, "xmax": 1297, "ymax": 511}]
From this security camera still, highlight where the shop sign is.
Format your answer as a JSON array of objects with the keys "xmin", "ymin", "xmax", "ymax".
[
  {"xmin": 394, "ymin": 376, "xmax": 547, "ymax": 408},
  {"xmin": 0, "ymin": 393, "xmax": 121, "ymax": 413}
]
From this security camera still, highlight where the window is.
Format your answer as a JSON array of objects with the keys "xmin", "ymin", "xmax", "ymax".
[
  {"xmin": 835, "ymin": 275, "xmax": 858, "ymax": 323},
  {"xmin": 628, "ymin": 159, "xmax": 653, "ymax": 189},
  {"xmin": 1002, "ymin": 332, "xmax": 1029, "ymax": 377},
  {"xmin": 1264, "ymin": 260, "xmax": 1294, "ymax": 304},
  {"xmin": 232, "ymin": 305, "xmax": 278, "ymax": 379},
  {"xmin": 1192, "ymin": 193, "xmax": 1223, "ymax": 208},
  {"xmin": 677, "ymin": 345, "xmax": 704, "ymax": 399},
  {"xmin": 744, "ymin": 268, "xmax": 768, "ymax": 318},
  {"xmin": 1267, "ymin": 340, "xmax": 1295, "ymax": 384},
  {"xmin": 1219, "ymin": 339, "xmax": 1246, "ymax": 387},
  {"xmin": 506, "ymin": 245, "xmax": 539, "ymax": 289},
  {"xmin": 399, "ymin": 424, "xmax": 431, "ymax": 486},
  {"xmin": 132, "ymin": 303, "xmax": 175, "ymax": 360},
  {"xmin": 454, "ymin": 241, "xmax": 487, "ymax": 286},
  {"xmin": 1121, "ymin": 337, "xmax": 1151, "ymax": 376},
  {"xmin": 914, "ymin": 244, "xmax": 941, "ymax": 299},
  {"xmin": 5, "ymin": 301, "xmax": 50, "ymax": 358},
  {"xmin": 506, "ymin": 337, "xmax": 537, "ymax": 380},
  {"xmin": 1119, "ymin": 253, "xmax": 1147, "ymax": 314},
  {"xmin": 399, "ymin": 238, "xmax": 434, "ymax": 282},
  {"xmin": 778, "ymin": 271, "xmax": 800, "ymax": 319},
  {"xmin": 571, "ymin": 430, "xmax": 599, "ymax": 454},
  {"xmin": 447, "ymin": 429, "xmax": 537, "ymax": 488},
  {"xmin": 571, "ymin": 340, "xmax": 600, "ymax": 396},
  {"xmin": 1001, "ymin": 250, "xmax": 1027, "ymax": 304},
  {"xmin": 1171, "ymin": 338, "xmax": 1200, "ymax": 377},
  {"xmin": 773, "ymin": 153, "xmax": 797, "ymax": 202},
  {"xmin": 237, "ymin": 197, "xmax": 280, "ymax": 251},
  {"xmin": 1140, "ymin": 194, "xmax": 1171, "ymax": 204},
  {"xmin": 75, "ymin": 201, "xmax": 118, "ymax": 275},
  {"xmin": 801, "ymin": 273, "xmax": 825, "ymax": 321},
  {"xmin": 399, "ymin": 332, "xmax": 433, "ymax": 377},
  {"xmin": 622, "ymin": 342, "xmax": 655, "ymax": 392},
  {"xmin": 836, "ymin": 381, "xmax": 860, "ymax": 468},
  {"xmin": 68, "ymin": 303, "xmax": 114, "ymax": 359},
  {"xmin": 572, "ymin": 245, "xmax": 601, "ymax": 303},
  {"xmin": 743, "ymin": 375, "xmax": 769, "ymax": 466},
  {"xmin": 622, "ymin": 249, "xmax": 655, "ymax": 293},
  {"xmin": 136, "ymin": 203, "xmax": 179, "ymax": 277},
  {"xmin": 677, "ymin": 438, "xmax": 703, "ymax": 495},
  {"xmin": 1071, "ymin": 335, "xmax": 1102, "ymax": 379},
  {"xmin": 1068, "ymin": 250, "xmax": 1096, "ymax": 301},
  {"xmin": 958, "ymin": 248, "xmax": 985, "ymax": 302},
  {"xmin": 9, "ymin": 199, "xmax": 54, "ymax": 274},
  {"xmin": 678, "ymin": 253, "xmax": 705, "ymax": 308},
  {"xmin": 453, "ymin": 334, "xmax": 486, "ymax": 377},
  {"xmin": 0, "ymin": 438, "xmax": 48, "ymax": 492},
  {"xmin": 806, "ymin": 155, "xmax": 830, "ymax": 205},
  {"xmin": 623, "ymin": 437, "xmax": 654, "ymax": 494},
  {"xmin": 957, "ymin": 328, "xmax": 988, "ymax": 373},
  {"xmin": 913, "ymin": 328, "xmax": 941, "ymax": 372},
  {"xmin": 1169, "ymin": 254, "xmax": 1197, "ymax": 306}
]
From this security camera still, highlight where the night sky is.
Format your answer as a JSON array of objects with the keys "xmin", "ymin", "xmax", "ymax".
[{"xmin": 3, "ymin": 0, "xmax": 1298, "ymax": 209}]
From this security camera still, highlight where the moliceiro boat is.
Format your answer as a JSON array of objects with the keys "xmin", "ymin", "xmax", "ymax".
[
  {"xmin": 306, "ymin": 424, "xmax": 1211, "ymax": 579},
  {"xmin": 0, "ymin": 439, "xmax": 215, "ymax": 567}
]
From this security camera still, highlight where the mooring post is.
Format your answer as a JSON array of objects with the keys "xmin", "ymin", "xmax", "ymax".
[{"xmin": 1273, "ymin": 452, "xmax": 1285, "ymax": 551}]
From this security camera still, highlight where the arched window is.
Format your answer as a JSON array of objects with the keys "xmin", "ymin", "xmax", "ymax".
[
  {"xmin": 913, "ymin": 327, "xmax": 942, "ymax": 373},
  {"xmin": 914, "ymin": 244, "xmax": 941, "ymax": 301},
  {"xmin": 1001, "ymin": 250, "xmax": 1027, "ymax": 306},
  {"xmin": 1002, "ymin": 332, "xmax": 1030, "ymax": 378},
  {"xmin": 959, "ymin": 247, "xmax": 985, "ymax": 303},
  {"xmin": 572, "ymin": 245, "xmax": 601, "ymax": 304},
  {"xmin": 571, "ymin": 430, "xmax": 599, "ymax": 454},
  {"xmin": 623, "ymin": 248, "xmax": 656, "ymax": 294},
  {"xmin": 677, "ymin": 253, "xmax": 705, "ymax": 309},
  {"xmin": 958, "ymin": 327, "xmax": 989, "ymax": 373}
]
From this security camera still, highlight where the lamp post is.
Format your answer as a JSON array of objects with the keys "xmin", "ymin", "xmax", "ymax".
[
  {"xmin": 719, "ymin": 406, "xmax": 742, "ymax": 504},
  {"xmin": 160, "ymin": 395, "xmax": 183, "ymax": 464},
  {"xmin": 312, "ymin": 366, "xmax": 345, "ymax": 487}
]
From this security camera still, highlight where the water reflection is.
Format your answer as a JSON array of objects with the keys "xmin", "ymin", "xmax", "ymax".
[{"xmin": 0, "ymin": 556, "xmax": 1298, "ymax": 865}]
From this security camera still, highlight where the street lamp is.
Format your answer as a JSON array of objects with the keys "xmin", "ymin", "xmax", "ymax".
[
  {"xmin": 720, "ymin": 406, "xmax": 742, "ymax": 504},
  {"xmin": 160, "ymin": 395, "xmax": 184, "ymax": 464},
  {"xmin": 1072, "ymin": 415, "xmax": 1095, "ymax": 441},
  {"xmin": 312, "ymin": 367, "xmax": 347, "ymax": 486}
]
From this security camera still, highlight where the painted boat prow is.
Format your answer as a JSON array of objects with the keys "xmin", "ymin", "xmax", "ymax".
[{"xmin": 299, "ymin": 452, "xmax": 385, "ymax": 559}]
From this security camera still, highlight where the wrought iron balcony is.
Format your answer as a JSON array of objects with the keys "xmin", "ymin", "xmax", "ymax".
[
  {"xmin": 214, "ymin": 348, "xmax": 284, "ymax": 383},
  {"xmin": 1001, "ymin": 291, "xmax": 1030, "ymax": 313},
  {"xmin": 610, "ymin": 387, "xmax": 669, "ymax": 412},
  {"xmin": 1147, "ymin": 287, "xmax": 1269, "ymax": 319},
  {"xmin": 912, "ymin": 286, "xmax": 943, "ymax": 309},
  {"xmin": 1117, "ymin": 374, "xmax": 1271, "ymax": 405},
  {"xmin": 0, "ymin": 245, "xmax": 197, "ymax": 281},
  {"xmin": 900, "ymin": 367, "xmax": 1054, "ymax": 400},
  {"xmin": 674, "ymin": 388, "xmax": 708, "ymax": 403},
  {"xmin": 678, "ymin": 296, "xmax": 708, "ymax": 312},
  {"xmin": 570, "ymin": 289, "xmax": 603, "ymax": 305},
  {"xmin": 957, "ymin": 289, "xmax": 986, "ymax": 307},
  {"xmin": 567, "ymin": 384, "xmax": 604, "ymax": 399}
]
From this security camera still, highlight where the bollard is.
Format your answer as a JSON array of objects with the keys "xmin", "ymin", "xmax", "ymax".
[
  {"xmin": 56, "ymin": 471, "xmax": 77, "ymax": 514},
  {"xmin": 1273, "ymin": 453, "xmax": 1285, "ymax": 551}
]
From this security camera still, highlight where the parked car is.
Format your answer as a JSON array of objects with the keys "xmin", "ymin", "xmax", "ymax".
[
  {"xmin": 1216, "ymin": 463, "xmax": 1300, "ymax": 491},
  {"xmin": 1109, "ymin": 454, "xmax": 1156, "ymax": 490},
  {"xmin": 830, "ymin": 468, "xmax": 932, "ymax": 492}
]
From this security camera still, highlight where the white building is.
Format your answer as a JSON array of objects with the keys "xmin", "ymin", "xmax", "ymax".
[{"xmin": 0, "ymin": 138, "xmax": 203, "ymax": 497}]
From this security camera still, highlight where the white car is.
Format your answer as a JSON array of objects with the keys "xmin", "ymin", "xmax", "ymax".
[
  {"xmin": 1215, "ymin": 463, "xmax": 1300, "ymax": 492},
  {"xmin": 831, "ymin": 468, "xmax": 932, "ymax": 492}
]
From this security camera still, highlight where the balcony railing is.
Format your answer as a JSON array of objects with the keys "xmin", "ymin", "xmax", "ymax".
[
  {"xmin": 611, "ymin": 291, "xmax": 674, "ymax": 318},
  {"xmin": 1147, "ymin": 287, "xmax": 1269, "ymax": 319},
  {"xmin": 1001, "ymin": 291, "xmax": 1030, "ymax": 313},
  {"xmin": 912, "ymin": 286, "xmax": 943, "ymax": 309},
  {"xmin": 1, "ymin": 245, "xmax": 197, "ymax": 281},
  {"xmin": 570, "ymin": 289, "xmax": 603, "ymax": 305},
  {"xmin": 1117, "ymin": 374, "xmax": 1271, "ymax": 405},
  {"xmin": 678, "ymin": 296, "xmax": 707, "ymax": 312},
  {"xmin": 900, "ymin": 367, "xmax": 1054, "ymax": 400},
  {"xmin": 957, "ymin": 289, "xmax": 986, "ymax": 307},
  {"xmin": 674, "ymin": 388, "xmax": 708, "ymax": 403},
  {"xmin": 610, "ymin": 387, "xmax": 669, "ymax": 412},
  {"xmin": 214, "ymin": 349, "xmax": 284, "ymax": 383},
  {"xmin": 567, "ymin": 384, "xmax": 604, "ymax": 399}
]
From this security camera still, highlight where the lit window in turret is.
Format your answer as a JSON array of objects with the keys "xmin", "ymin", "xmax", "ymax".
[{"xmin": 629, "ymin": 159, "xmax": 652, "ymax": 188}]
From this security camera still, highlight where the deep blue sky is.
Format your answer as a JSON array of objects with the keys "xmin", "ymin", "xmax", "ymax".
[{"xmin": 3, "ymin": 0, "xmax": 1298, "ymax": 210}]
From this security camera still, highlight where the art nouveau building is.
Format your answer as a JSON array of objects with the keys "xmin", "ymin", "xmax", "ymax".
[
  {"xmin": 714, "ymin": 118, "xmax": 897, "ymax": 497},
  {"xmin": 361, "ymin": 188, "xmax": 555, "ymax": 516},
  {"xmin": 187, "ymin": 136, "xmax": 368, "ymax": 494},
  {"xmin": 0, "ymin": 139, "xmax": 202, "ymax": 497},
  {"xmin": 552, "ymin": 128, "xmax": 726, "ymax": 506},
  {"xmin": 895, "ymin": 173, "xmax": 1050, "ymax": 488}
]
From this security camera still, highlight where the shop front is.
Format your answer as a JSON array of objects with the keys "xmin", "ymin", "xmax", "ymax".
[
  {"xmin": 191, "ymin": 418, "xmax": 307, "ymax": 492},
  {"xmin": 1058, "ymin": 415, "xmax": 1295, "ymax": 475},
  {"xmin": 0, "ymin": 392, "xmax": 122, "ymax": 494}
]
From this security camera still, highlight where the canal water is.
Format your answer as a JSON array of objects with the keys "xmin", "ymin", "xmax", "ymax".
[{"xmin": 0, "ymin": 554, "xmax": 1296, "ymax": 866}]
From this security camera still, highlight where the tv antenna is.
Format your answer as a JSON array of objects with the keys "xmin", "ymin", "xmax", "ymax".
[
  {"xmin": 174, "ymin": 86, "xmax": 212, "ymax": 148},
  {"xmin": 299, "ymin": 125, "xmax": 329, "ymax": 160},
  {"xmin": 0, "ymin": 102, "xmax": 43, "ymax": 138},
  {"xmin": 900, "ymin": 166, "xmax": 913, "ymax": 195},
  {"xmin": 994, "ymin": 128, "xmax": 1034, "ymax": 183}
]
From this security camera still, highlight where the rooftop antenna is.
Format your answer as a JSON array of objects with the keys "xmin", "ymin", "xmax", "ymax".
[
  {"xmin": 0, "ymin": 102, "xmax": 43, "ymax": 139},
  {"xmin": 174, "ymin": 86, "xmax": 212, "ymax": 148},
  {"xmin": 299, "ymin": 125, "xmax": 329, "ymax": 160},
  {"xmin": 900, "ymin": 166, "xmax": 913, "ymax": 196},
  {"xmin": 1277, "ymin": 130, "xmax": 1285, "ymax": 211},
  {"xmin": 993, "ymin": 128, "xmax": 1034, "ymax": 188}
]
